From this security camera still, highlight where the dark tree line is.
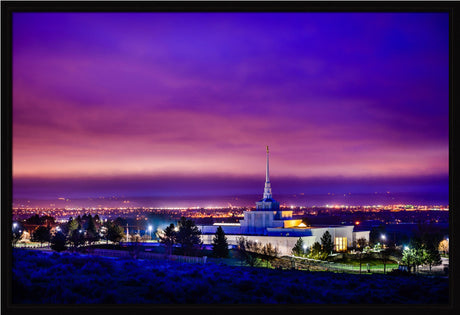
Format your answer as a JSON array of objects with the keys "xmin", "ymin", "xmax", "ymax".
[
  {"xmin": 24, "ymin": 214, "xmax": 126, "ymax": 252},
  {"xmin": 236, "ymin": 237, "xmax": 279, "ymax": 268},
  {"xmin": 158, "ymin": 217, "xmax": 202, "ymax": 256}
]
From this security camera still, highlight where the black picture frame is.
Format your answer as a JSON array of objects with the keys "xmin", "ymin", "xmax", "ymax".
[{"xmin": 2, "ymin": 1, "xmax": 458, "ymax": 315}]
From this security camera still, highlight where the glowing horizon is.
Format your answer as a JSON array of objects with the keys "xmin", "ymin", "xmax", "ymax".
[{"xmin": 12, "ymin": 12, "xmax": 449, "ymax": 203}]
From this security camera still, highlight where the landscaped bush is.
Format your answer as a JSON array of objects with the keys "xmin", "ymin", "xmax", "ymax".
[{"xmin": 12, "ymin": 248, "xmax": 448, "ymax": 304}]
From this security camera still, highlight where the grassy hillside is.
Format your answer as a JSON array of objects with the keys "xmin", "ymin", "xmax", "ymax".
[{"xmin": 12, "ymin": 249, "xmax": 448, "ymax": 304}]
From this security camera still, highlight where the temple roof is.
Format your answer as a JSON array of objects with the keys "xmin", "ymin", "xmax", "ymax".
[{"xmin": 258, "ymin": 197, "xmax": 276, "ymax": 203}]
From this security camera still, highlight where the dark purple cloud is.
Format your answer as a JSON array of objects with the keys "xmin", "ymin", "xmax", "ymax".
[{"xmin": 12, "ymin": 12, "xmax": 449, "ymax": 203}]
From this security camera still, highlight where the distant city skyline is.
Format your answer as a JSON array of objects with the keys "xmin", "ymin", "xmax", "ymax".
[{"xmin": 12, "ymin": 12, "xmax": 449, "ymax": 204}]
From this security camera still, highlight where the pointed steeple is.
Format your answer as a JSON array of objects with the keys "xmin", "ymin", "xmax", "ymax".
[{"xmin": 263, "ymin": 145, "xmax": 272, "ymax": 199}]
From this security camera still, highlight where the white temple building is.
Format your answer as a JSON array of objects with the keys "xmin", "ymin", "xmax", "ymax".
[{"xmin": 199, "ymin": 146, "xmax": 370, "ymax": 255}]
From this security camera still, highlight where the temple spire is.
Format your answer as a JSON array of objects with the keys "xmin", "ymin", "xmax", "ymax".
[{"xmin": 263, "ymin": 145, "xmax": 272, "ymax": 199}]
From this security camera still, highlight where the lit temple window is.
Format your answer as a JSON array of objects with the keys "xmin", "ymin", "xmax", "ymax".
[{"xmin": 335, "ymin": 237, "xmax": 347, "ymax": 252}]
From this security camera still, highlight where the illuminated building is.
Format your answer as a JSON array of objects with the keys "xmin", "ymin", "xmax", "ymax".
[{"xmin": 199, "ymin": 146, "xmax": 370, "ymax": 255}]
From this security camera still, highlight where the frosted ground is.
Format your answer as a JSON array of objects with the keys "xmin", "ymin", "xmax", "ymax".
[{"xmin": 12, "ymin": 249, "xmax": 448, "ymax": 304}]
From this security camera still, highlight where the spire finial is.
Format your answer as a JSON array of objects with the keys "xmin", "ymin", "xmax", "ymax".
[{"xmin": 263, "ymin": 145, "xmax": 272, "ymax": 199}]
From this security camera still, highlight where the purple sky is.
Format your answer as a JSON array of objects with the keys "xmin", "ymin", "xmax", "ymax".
[{"xmin": 12, "ymin": 12, "xmax": 449, "ymax": 205}]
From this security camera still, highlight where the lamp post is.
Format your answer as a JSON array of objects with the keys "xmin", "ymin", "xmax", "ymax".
[
  {"xmin": 381, "ymin": 234, "xmax": 386, "ymax": 248},
  {"xmin": 148, "ymin": 225, "xmax": 153, "ymax": 240},
  {"xmin": 303, "ymin": 244, "xmax": 307, "ymax": 257}
]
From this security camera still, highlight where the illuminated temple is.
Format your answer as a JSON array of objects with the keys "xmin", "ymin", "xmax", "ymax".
[{"xmin": 198, "ymin": 147, "xmax": 370, "ymax": 255}]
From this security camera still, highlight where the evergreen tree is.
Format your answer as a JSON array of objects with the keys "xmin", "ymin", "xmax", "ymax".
[
  {"xmin": 291, "ymin": 237, "xmax": 304, "ymax": 257},
  {"xmin": 68, "ymin": 228, "xmax": 85, "ymax": 250},
  {"xmin": 176, "ymin": 217, "xmax": 202, "ymax": 256},
  {"xmin": 158, "ymin": 223, "xmax": 176, "ymax": 255},
  {"xmin": 31, "ymin": 226, "xmax": 51, "ymax": 245},
  {"xmin": 320, "ymin": 231, "xmax": 334, "ymax": 255},
  {"xmin": 107, "ymin": 221, "xmax": 124, "ymax": 244},
  {"xmin": 85, "ymin": 214, "xmax": 99, "ymax": 245},
  {"xmin": 25, "ymin": 214, "xmax": 41, "ymax": 226},
  {"xmin": 93, "ymin": 214, "xmax": 101, "ymax": 229},
  {"xmin": 212, "ymin": 226, "xmax": 229, "ymax": 258},
  {"xmin": 50, "ymin": 231, "xmax": 67, "ymax": 252},
  {"xmin": 41, "ymin": 215, "xmax": 55, "ymax": 226},
  {"xmin": 309, "ymin": 241, "xmax": 323, "ymax": 259},
  {"xmin": 67, "ymin": 217, "xmax": 78, "ymax": 235}
]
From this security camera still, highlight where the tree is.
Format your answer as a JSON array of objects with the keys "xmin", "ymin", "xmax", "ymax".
[
  {"xmin": 373, "ymin": 243, "xmax": 382, "ymax": 251},
  {"xmin": 401, "ymin": 247, "xmax": 417, "ymax": 273},
  {"xmin": 41, "ymin": 215, "xmax": 55, "ymax": 226},
  {"xmin": 114, "ymin": 217, "xmax": 127, "ymax": 227},
  {"xmin": 409, "ymin": 238, "xmax": 425, "ymax": 273},
  {"xmin": 12, "ymin": 222, "xmax": 23, "ymax": 247},
  {"xmin": 158, "ymin": 223, "xmax": 176, "ymax": 255},
  {"xmin": 355, "ymin": 241, "xmax": 370, "ymax": 274},
  {"xmin": 25, "ymin": 214, "xmax": 41, "ymax": 226},
  {"xmin": 261, "ymin": 243, "xmax": 279, "ymax": 268},
  {"xmin": 379, "ymin": 248, "xmax": 390, "ymax": 274},
  {"xmin": 12, "ymin": 228, "xmax": 23, "ymax": 247},
  {"xmin": 31, "ymin": 226, "xmax": 51, "ymax": 245},
  {"xmin": 212, "ymin": 226, "xmax": 229, "ymax": 258},
  {"xmin": 424, "ymin": 243, "xmax": 442, "ymax": 272},
  {"xmin": 292, "ymin": 237, "xmax": 304, "ymax": 257},
  {"xmin": 175, "ymin": 217, "xmax": 202, "ymax": 256},
  {"xmin": 236, "ymin": 237, "xmax": 262, "ymax": 267},
  {"xmin": 356, "ymin": 237, "xmax": 367, "ymax": 250},
  {"xmin": 309, "ymin": 241, "xmax": 323, "ymax": 259},
  {"xmin": 85, "ymin": 215, "xmax": 99, "ymax": 245},
  {"xmin": 369, "ymin": 224, "xmax": 387, "ymax": 246},
  {"xmin": 320, "ymin": 231, "xmax": 334, "ymax": 256},
  {"xmin": 93, "ymin": 214, "xmax": 101, "ymax": 226},
  {"xmin": 67, "ymin": 217, "xmax": 78, "ymax": 236},
  {"xmin": 107, "ymin": 221, "xmax": 124, "ymax": 244},
  {"xmin": 438, "ymin": 239, "xmax": 449, "ymax": 255},
  {"xmin": 68, "ymin": 228, "xmax": 85, "ymax": 250},
  {"xmin": 50, "ymin": 231, "xmax": 67, "ymax": 252}
]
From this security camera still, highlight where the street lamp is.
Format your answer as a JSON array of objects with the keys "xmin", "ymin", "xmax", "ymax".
[
  {"xmin": 13, "ymin": 222, "xmax": 18, "ymax": 229},
  {"xmin": 303, "ymin": 244, "xmax": 307, "ymax": 256},
  {"xmin": 148, "ymin": 225, "xmax": 153, "ymax": 239},
  {"xmin": 381, "ymin": 234, "xmax": 386, "ymax": 248}
]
